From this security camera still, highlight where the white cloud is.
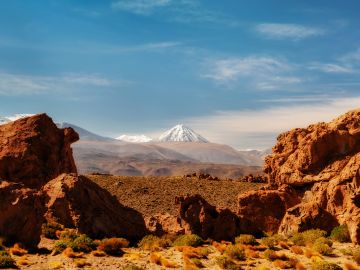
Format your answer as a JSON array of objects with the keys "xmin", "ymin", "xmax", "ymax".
[
  {"xmin": 111, "ymin": 0, "xmax": 172, "ymax": 15},
  {"xmin": 0, "ymin": 72, "xmax": 114, "ymax": 95},
  {"xmin": 203, "ymin": 56, "xmax": 302, "ymax": 90},
  {"xmin": 256, "ymin": 23, "xmax": 324, "ymax": 40},
  {"xmin": 309, "ymin": 63, "xmax": 355, "ymax": 73},
  {"xmin": 182, "ymin": 96, "xmax": 360, "ymax": 149}
]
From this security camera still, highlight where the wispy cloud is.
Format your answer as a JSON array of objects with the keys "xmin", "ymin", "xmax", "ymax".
[
  {"xmin": 111, "ymin": 0, "xmax": 172, "ymax": 15},
  {"xmin": 255, "ymin": 23, "xmax": 325, "ymax": 40},
  {"xmin": 0, "ymin": 72, "xmax": 115, "ymax": 95},
  {"xmin": 309, "ymin": 63, "xmax": 355, "ymax": 73},
  {"xmin": 203, "ymin": 56, "xmax": 302, "ymax": 90},
  {"xmin": 183, "ymin": 96, "xmax": 360, "ymax": 149}
]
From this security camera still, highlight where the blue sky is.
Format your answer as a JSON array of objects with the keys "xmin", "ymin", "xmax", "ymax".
[{"xmin": 1, "ymin": 0, "xmax": 360, "ymax": 149}]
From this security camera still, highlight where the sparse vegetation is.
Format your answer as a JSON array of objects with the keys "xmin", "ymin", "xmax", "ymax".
[
  {"xmin": 42, "ymin": 222, "xmax": 63, "ymax": 239},
  {"xmin": 311, "ymin": 261, "xmax": 342, "ymax": 270},
  {"xmin": 353, "ymin": 249, "xmax": 360, "ymax": 265},
  {"xmin": 235, "ymin": 234, "xmax": 257, "ymax": 245},
  {"xmin": 330, "ymin": 224, "xmax": 351, "ymax": 243},
  {"xmin": 215, "ymin": 255, "xmax": 242, "ymax": 270},
  {"xmin": 0, "ymin": 250, "xmax": 16, "ymax": 268},
  {"xmin": 261, "ymin": 237, "xmax": 277, "ymax": 249},
  {"xmin": 172, "ymin": 234, "xmax": 203, "ymax": 247},
  {"xmin": 97, "ymin": 238, "xmax": 129, "ymax": 256},
  {"xmin": 263, "ymin": 249, "xmax": 278, "ymax": 261},
  {"xmin": 138, "ymin": 235, "xmax": 171, "ymax": 251},
  {"xmin": 290, "ymin": 229, "xmax": 327, "ymax": 246},
  {"xmin": 54, "ymin": 233, "xmax": 96, "ymax": 254},
  {"xmin": 123, "ymin": 265, "xmax": 145, "ymax": 270},
  {"xmin": 223, "ymin": 245, "xmax": 245, "ymax": 261},
  {"xmin": 9, "ymin": 243, "xmax": 28, "ymax": 256}
]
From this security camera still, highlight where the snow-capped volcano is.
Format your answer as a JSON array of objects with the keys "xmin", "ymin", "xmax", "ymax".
[
  {"xmin": 116, "ymin": 134, "xmax": 153, "ymax": 143},
  {"xmin": 0, "ymin": 114, "xmax": 35, "ymax": 125},
  {"xmin": 159, "ymin": 124, "xmax": 209, "ymax": 143}
]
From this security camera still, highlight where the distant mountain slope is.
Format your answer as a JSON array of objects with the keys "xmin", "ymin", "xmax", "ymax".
[
  {"xmin": 159, "ymin": 124, "xmax": 209, "ymax": 142},
  {"xmin": 57, "ymin": 122, "xmax": 115, "ymax": 142},
  {"xmin": 0, "ymin": 114, "xmax": 35, "ymax": 125}
]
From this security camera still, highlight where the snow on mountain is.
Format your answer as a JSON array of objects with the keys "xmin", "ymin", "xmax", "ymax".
[
  {"xmin": 0, "ymin": 114, "xmax": 35, "ymax": 125},
  {"xmin": 116, "ymin": 134, "xmax": 153, "ymax": 143},
  {"xmin": 158, "ymin": 124, "xmax": 209, "ymax": 143}
]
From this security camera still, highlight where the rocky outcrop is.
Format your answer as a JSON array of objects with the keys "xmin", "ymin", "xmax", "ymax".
[
  {"xmin": 237, "ymin": 185, "xmax": 301, "ymax": 233},
  {"xmin": 0, "ymin": 114, "xmax": 79, "ymax": 188},
  {"xmin": 0, "ymin": 114, "xmax": 147, "ymax": 247},
  {"xmin": 0, "ymin": 181, "xmax": 45, "ymax": 248},
  {"xmin": 177, "ymin": 195, "xmax": 242, "ymax": 241},
  {"xmin": 238, "ymin": 109, "xmax": 360, "ymax": 243},
  {"xmin": 43, "ymin": 174, "xmax": 148, "ymax": 242},
  {"xmin": 146, "ymin": 213, "xmax": 184, "ymax": 236}
]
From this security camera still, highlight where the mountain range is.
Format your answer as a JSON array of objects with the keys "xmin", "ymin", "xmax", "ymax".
[{"xmin": 0, "ymin": 114, "xmax": 267, "ymax": 177}]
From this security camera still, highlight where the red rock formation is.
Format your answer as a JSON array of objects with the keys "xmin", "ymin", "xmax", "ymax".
[
  {"xmin": 177, "ymin": 195, "xmax": 242, "ymax": 241},
  {"xmin": 0, "ymin": 181, "xmax": 45, "ymax": 248},
  {"xmin": 0, "ymin": 114, "xmax": 79, "ymax": 188},
  {"xmin": 237, "ymin": 185, "xmax": 301, "ymax": 233},
  {"xmin": 42, "ymin": 174, "xmax": 148, "ymax": 242},
  {"xmin": 146, "ymin": 213, "xmax": 184, "ymax": 236},
  {"xmin": 238, "ymin": 109, "xmax": 360, "ymax": 243}
]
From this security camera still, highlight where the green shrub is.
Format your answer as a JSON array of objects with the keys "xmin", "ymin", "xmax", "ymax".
[
  {"xmin": 224, "ymin": 245, "xmax": 245, "ymax": 261},
  {"xmin": 69, "ymin": 234, "xmax": 97, "ymax": 252},
  {"xmin": 353, "ymin": 249, "xmax": 360, "ymax": 265},
  {"xmin": 311, "ymin": 261, "xmax": 342, "ymax": 270},
  {"xmin": 312, "ymin": 242, "xmax": 332, "ymax": 256},
  {"xmin": 122, "ymin": 265, "xmax": 145, "ymax": 270},
  {"xmin": 172, "ymin": 234, "xmax": 203, "ymax": 247},
  {"xmin": 215, "ymin": 255, "xmax": 242, "ymax": 270},
  {"xmin": 59, "ymin": 229, "xmax": 79, "ymax": 241},
  {"xmin": 42, "ymin": 222, "xmax": 63, "ymax": 239},
  {"xmin": 54, "ymin": 234, "xmax": 96, "ymax": 254},
  {"xmin": 0, "ymin": 251, "xmax": 15, "ymax": 268},
  {"xmin": 98, "ymin": 238, "xmax": 129, "ymax": 256},
  {"xmin": 290, "ymin": 229, "xmax": 327, "ymax": 246},
  {"xmin": 235, "ymin": 234, "xmax": 257, "ymax": 245},
  {"xmin": 263, "ymin": 249, "xmax": 278, "ymax": 261},
  {"xmin": 138, "ymin": 235, "xmax": 171, "ymax": 250},
  {"xmin": 314, "ymin": 237, "xmax": 333, "ymax": 247},
  {"xmin": 330, "ymin": 225, "xmax": 351, "ymax": 243},
  {"xmin": 260, "ymin": 237, "xmax": 276, "ymax": 249}
]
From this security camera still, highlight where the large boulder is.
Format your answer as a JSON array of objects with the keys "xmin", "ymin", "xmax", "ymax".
[
  {"xmin": 0, "ymin": 114, "xmax": 79, "ymax": 188},
  {"xmin": 0, "ymin": 181, "xmax": 45, "ymax": 248},
  {"xmin": 177, "ymin": 195, "xmax": 242, "ymax": 241},
  {"xmin": 42, "ymin": 174, "xmax": 148, "ymax": 242}
]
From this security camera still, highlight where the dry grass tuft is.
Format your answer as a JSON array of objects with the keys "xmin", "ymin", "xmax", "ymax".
[
  {"xmin": 74, "ymin": 259, "xmax": 91, "ymax": 268},
  {"xmin": 291, "ymin": 245, "xmax": 304, "ymax": 255},
  {"xmin": 10, "ymin": 243, "xmax": 28, "ymax": 256},
  {"xmin": 98, "ymin": 238, "xmax": 129, "ymax": 256},
  {"xmin": 62, "ymin": 247, "xmax": 84, "ymax": 258}
]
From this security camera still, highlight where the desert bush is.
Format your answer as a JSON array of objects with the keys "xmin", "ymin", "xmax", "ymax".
[
  {"xmin": 245, "ymin": 249, "xmax": 259, "ymax": 258},
  {"xmin": 353, "ymin": 249, "xmax": 360, "ymax": 265},
  {"xmin": 62, "ymin": 247, "xmax": 83, "ymax": 258},
  {"xmin": 91, "ymin": 250, "xmax": 106, "ymax": 257},
  {"xmin": 149, "ymin": 252, "xmax": 176, "ymax": 268},
  {"xmin": 215, "ymin": 256, "xmax": 242, "ymax": 270},
  {"xmin": 182, "ymin": 246, "xmax": 211, "ymax": 259},
  {"xmin": 263, "ymin": 249, "xmax": 278, "ymax": 261},
  {"xmin": 69, "ymin": 234, "xmax": 97, "ymax": 252},
  {"xmin": 224, "ymin": 245, "xmax": 245, "ymax": 261},
  {"xmin": 261, "ymin": 237, "xmax": 277, "ymax": 249},
  {"xmin": 9, "ymin": 243, "xmax": 28, "ymax": 256},
  {"xmin": 312, "ymin": 237, "xmax": 333, "ymax": 256},
  {"xmin": 98, "ymin": 238, "xmax": 129, "ymax": 256},
  {"xmin": 123, "ymin": 265, "xmax": 145, "ymax": 270},
  {"xmin": 0, "ymin": 251, "xmax": 15, "ymax": 268},
  {"xmin": 74, "ymin": 259, "xmax": 91, "ymax": 268},
  {"xmin": 290, "ymin": 245, "xmax": 304, "ymax": 255},
  {"xmin": 330, "ymin": 224, "xmax": 350, "ymax": 243},
  {"xmin": 138, "ymin": 235, "xmax": 171, "ymax": 251},
  {"xmin": 235, "ymin": 234, "xmax": 257, "ymax": 245},
  {"xmin": 311, "ymin": 261, "xmax": 342, "ymax": 270},
  {"xmin": 172, "ymin": 234, "xmax": 203, "ymax": 247},
  {"xmin": 42, "ymin": 222, "xmax": 63, "ymax": 239},
  {"xmin": 290, "ymin": 229, "xmax": 327, "ymax": 246},
  {"xmin": 58, "ymin": 229, "xmax": 78, "ymax": 241}
]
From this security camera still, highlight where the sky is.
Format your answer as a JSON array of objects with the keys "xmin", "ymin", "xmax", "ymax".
[{"xmin": 1, "ymin": 0, "xmax": 360, "ymax": 149}]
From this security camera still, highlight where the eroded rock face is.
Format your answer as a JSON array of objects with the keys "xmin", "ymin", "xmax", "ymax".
[
  {"xmin": 238, "ymin": 109, "xmax": 360, "ymax": 243},
  {"xmin": 0, "ymin": 182, "xmax": 45, "ymax": 248},
  {"xmin": 146, "ymin": 213, "xmax": 184, "ymax": 236},
  {"xmin": 0, "ymin": 114, "xmax": 79, "ymax": 188},
  {"xmin": 264, "ymin": 109, "xmax": 360, "ymax": 186},
  {"xmin": 177, "ymin": 195, "xmax": 241, "ymax": 241},
  {"xmin": 43, "ymin": 174, "xmax": 148, "ymax": 242},
  {"xmin": 237, "ymin": 185, "xmax": 301, "ymax": 233}
]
